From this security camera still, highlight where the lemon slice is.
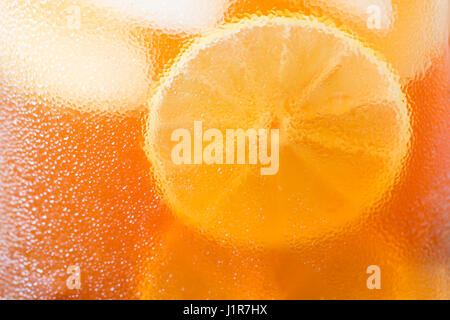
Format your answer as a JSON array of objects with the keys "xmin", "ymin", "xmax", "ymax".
[{"xmin": 145, "ymin": 13, "xmax": 411, "ymax": 246}]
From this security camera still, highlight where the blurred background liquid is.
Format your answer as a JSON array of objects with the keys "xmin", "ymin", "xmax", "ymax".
[{"xmin": 0, "ymin": 0, "xmax": 448, "ymax": 299}]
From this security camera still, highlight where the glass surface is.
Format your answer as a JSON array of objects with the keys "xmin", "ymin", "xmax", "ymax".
[{"xmin": 0, "ymin": 0, "xmax": 448, "ymax": 299}]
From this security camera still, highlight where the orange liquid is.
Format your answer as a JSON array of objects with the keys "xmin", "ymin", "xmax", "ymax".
[
  {"xmin": 139, "ymin": 49, "xmax": 449, "ymax": 300},
  {"xmin": 0, "ymin": 0, "xmax": 448, "ymax": 299}
]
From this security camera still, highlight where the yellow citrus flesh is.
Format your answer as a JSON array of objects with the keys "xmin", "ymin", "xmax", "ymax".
[{"xmin": 145, "ymin": 13, "xmax": 411, "ymax": 247}]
